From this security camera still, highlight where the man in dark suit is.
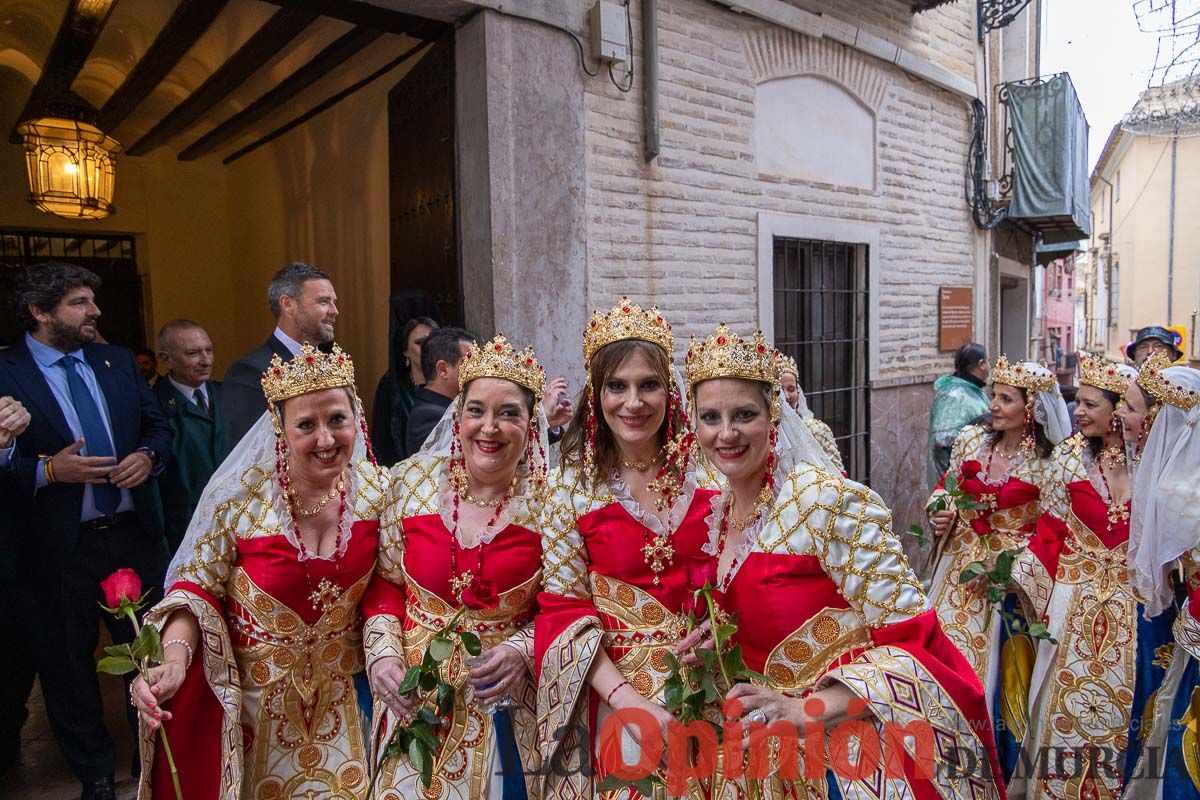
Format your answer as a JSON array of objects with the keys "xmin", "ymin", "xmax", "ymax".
[
  {"xmin": 152, "ymin": 319, "xmax": 227, "ymax": 555},
  {"xmin": 0, "ymin": 262, "xmax": 172, "ymax": 800},
  {"xmin": 0, "ymin": 396, "xmax": 33, "ymax": 773},
  {"xmin": 405, "ymin": 327, "xmax": 475, "ymax": 455},
  {"xmin": 220, "ymin": 262, "xmax": 338, "ymax": 449}
]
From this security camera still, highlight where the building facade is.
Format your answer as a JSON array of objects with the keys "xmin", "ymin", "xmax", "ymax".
[
  {"xmin": 0, "ymin": 0, "xmax": 1055, "ymax": 536},
  {"xmin": 1089, "ymin": 78, "xmax": 1200, "ymax": 362}
]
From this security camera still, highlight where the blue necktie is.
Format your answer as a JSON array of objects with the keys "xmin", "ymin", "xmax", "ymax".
[{"xmin": 57, "ymin": 355, "xmax": 120, "ymax": 514}]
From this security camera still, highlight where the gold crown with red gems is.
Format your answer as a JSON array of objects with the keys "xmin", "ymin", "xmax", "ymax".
[
  {"xmin": 582, "ymin": 297, "xmax": 674, "ymax": 365},
  {"xmin": 261, "ymin": 343, "xmax": 355, "ymax": 404},
  {"xmin": 1080, "ymin": 355, "xmax": 1136, "ymax": 397},
  {"xmin": 1137, "ymin": 351, "xmax": 1199, "ymax": 410},
  {"xmin": 778, "ymin": 353, "xmax": 799, "ymax": 379},
  {"xmin": 685, "ymin": 324, "xmax": 780, "ymax": 389},
  {"xmin": 459, "ymin": 334, "xmax": 546, "ymax": 402},
  {"xmin": 992, "ymin": 355, "xmax": 1056, "ymax": 394}
]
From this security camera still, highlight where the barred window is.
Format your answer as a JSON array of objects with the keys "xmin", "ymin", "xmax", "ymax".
[
  {"xmin": 0, "ymin": 230, "xmax": 143, "ymax": 349},
  {"xmin": 772, "ymin": 237, "xmax": 871, "ymax": 482}
]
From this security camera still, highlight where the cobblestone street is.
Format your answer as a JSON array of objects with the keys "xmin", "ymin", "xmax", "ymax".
[{"xmin": 3, "ymin": 678, "xmax": 138, "ymax": 800}]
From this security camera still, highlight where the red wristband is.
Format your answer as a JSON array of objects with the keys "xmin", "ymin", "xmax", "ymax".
[{"xmin": 605, "ymin": 680, "xmax": 630, "ymax": 707}]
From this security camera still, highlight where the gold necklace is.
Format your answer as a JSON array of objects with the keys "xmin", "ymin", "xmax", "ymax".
[
  {"xmin": 289, "ymin": 473, "xmax": 345, "ymax": 519},
  {"xmin": 620, "ymin": 456, "xmax": 659, "ymax": 472},
  {"xmin": 725, "ymin": 484, "xmax": 774, "ymax": 530},
  {"xmin": 1100, "ymin": 443, "xmax": 1127, "ymax": 467},
  {"xmin": 457, "ymin": 474, "xmax": 519, "ymax": 508}
]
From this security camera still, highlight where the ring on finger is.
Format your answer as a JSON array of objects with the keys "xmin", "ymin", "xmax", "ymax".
[{"xmin": 746, "ymin": 709, "xmax": 768, "ymax": 725}]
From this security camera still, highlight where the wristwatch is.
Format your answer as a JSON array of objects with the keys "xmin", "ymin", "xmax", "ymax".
[{"xmin": 136, "ymin": 447, "xmax": 160, "ymax": 465}]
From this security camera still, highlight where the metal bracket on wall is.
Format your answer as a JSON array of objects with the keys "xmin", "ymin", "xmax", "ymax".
[{"xmin": 977, "ymin": 0, "xmax": 1034, "ymax": 43}]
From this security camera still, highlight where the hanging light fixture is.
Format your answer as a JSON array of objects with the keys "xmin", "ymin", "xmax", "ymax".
[{"xmin": 17, "ymin": 94, "xmax": 121, "ymax": 220}]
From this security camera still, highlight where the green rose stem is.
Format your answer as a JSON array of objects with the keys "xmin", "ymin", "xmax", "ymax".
[{"xmin": 126, "ymin": 607, "xmax": 184, "ymax": 800}]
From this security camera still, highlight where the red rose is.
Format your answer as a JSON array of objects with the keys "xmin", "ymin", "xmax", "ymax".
[
  {"xmin": 461, "ymin": 577, "xmax": 500, "ymax": 610},
  {"xmin": 960, "ymin": 461, "xmax": 981, "ymax": 480},
  {"xmin": 687, "ymin": 559, "xmax": 718, "ymax": 593},
  {"xmin": 100, "ymin": 568, "xmax": 142, "ymax": 609}
]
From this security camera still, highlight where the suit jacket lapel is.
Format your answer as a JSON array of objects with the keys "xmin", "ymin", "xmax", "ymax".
[
  {"xmin": 6, "ymin": 343, "xmax": 73, "ymax": 445},
  {"xmin": 268, "ymin": 335, "xmax": 292, "ymax": 361}
]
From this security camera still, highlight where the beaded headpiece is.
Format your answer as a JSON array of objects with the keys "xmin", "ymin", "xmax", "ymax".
[
  {"xmin": 459, "ymin": 335, "xmax": 546, "ymax": 402},
  {"xmin": 1138, "ymin": 351, "xmax": 1200, "ymax": 410},
  {"xmin": 778, "ymin": 353, "xmax": 799, "ymax": 379},
  {"xmin": 991, "ymin": 356, "xmax": 1056, "ymax": 394},
  {"xmin": 261, "ymin": 343, "xmax": 355, "ymax": 404},
  {"xmin": 582, "ymin": 296, "xmax": 674, "ymax": 366},
  {"xmin": 684, "ymin": 324, "xmax": 781, "ymax": 390},
  {"xmin": 1079, "ymin": 356, "xmax": 1136, "ymax": 399}
]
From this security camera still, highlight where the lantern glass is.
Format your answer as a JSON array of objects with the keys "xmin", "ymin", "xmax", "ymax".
[{"xmin": 17, "ymin": 116, "xmax": 121, "ymax": 220}]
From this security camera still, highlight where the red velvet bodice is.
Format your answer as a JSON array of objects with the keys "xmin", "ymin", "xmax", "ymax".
[
  {"xmin": 723, "ymin": 552, "xmax": 851, "ymax": 672},
  {"xmin": 228, "ymin": 520, "xmax": 379, "ymax": 628},
  {"xmin": 577, "ymin": 489, "xmax": 720, "ymax": 608},
  {"xmin": 401, "ymin": 514, "xmax": 542, "ymax": 603}
]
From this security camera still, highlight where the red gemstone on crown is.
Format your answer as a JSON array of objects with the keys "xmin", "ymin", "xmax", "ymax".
[{"xmin": 717, "ymin": 337, "xmax": 726, "ymax": 345}]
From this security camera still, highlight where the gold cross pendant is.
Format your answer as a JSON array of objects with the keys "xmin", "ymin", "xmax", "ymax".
[
  {"xmin": 308, "ymin": 578, "xmax": 342, "ymax": 613},
  {"xmin": 641, "ymin": 536, "xmax": 675, "ymax": 586},
  {"xmin": 450, "ymin": 571, "xmax": 474, "ymax": 603}
]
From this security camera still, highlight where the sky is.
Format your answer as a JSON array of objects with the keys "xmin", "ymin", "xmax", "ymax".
[{"xmin": 1041, "ymin": 0, "xmax": 1162, "ymax": 170}]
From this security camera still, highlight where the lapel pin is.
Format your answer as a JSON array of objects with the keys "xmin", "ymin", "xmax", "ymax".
[{"xmin": 104, "ymin": 360, "xmax": 111, "ymax": 368}]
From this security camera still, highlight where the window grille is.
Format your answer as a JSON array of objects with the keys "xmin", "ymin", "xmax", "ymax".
[
  {"xmin": 772, "ymin": 237, "xmax": 871, "ymax": 482},
  {"xmin": 0, "ymin": 229, "xmax": 143, "ymax": 349}
]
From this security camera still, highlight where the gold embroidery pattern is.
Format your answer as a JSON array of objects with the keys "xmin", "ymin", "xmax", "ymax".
[
  {"xmin": 802, "ymin": 417, "xmax": 845, "ymax": 473},
  {"xmin": 831, "ymin": 645, "xmax": 1002, "ymax": 800},
  {"xmin": 372, "ymin": 572, "xmax": 540, "ymax": 800},
  {"xmin": 591, "ymin": 573, "xmax": 690, "ymax": 703},
  {"xmin": 228, "ymin": 568, "xmax": 370, "ymax": 800},
  {"xmin": 140, "ymin": 591, "xmax": 243, "ymax": 800},
  {"xmin": 1031, "ymin": 515, "xmax": 1136, "ymax": 800},
  {"xmin": 541, "ymin": 464, "xmax": 612, "ymax": 601},
  {"xmin": 760, "ymin": 464, "xmax": 927, "ymax": 628},
  {"xmin": 762, "ymin": 607, "xmax": 870, "ymax": 692}
]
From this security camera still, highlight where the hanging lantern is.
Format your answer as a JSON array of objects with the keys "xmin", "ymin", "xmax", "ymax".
[{"xmin": 17, "ymin": 103, "xmax": 120, "ymax": 220}]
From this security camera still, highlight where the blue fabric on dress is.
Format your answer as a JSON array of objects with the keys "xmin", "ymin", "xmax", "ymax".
[
  {"xmin": 1123, "ymin": 603, "xmax": 1178, "ymax": 783},
  {"xmin": 493, "ymin": 707, "xmax": 528, "ymax": 799}
]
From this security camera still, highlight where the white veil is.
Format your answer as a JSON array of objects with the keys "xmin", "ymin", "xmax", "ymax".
[
  {"xmin": 413, "ymin": 394, "xmax": 551, "ymax": 546},
  {"xmin": 793, "ymin": 386, "xmax": 815, "ymax": 420},
  {"xmin": 166, "ymin": 402, "xmax": 372, "ymax": 586},
  {"xmin": 774, "ymin": 387, "xmax": 840, "ymax": 476},
  {"xmin": 1128, "ymin": 366, "xmax": 1200, "ymax": 617},
  {"xmin": 1015, "ymin": 361, "xmax": 1073, "ymax": 445}
]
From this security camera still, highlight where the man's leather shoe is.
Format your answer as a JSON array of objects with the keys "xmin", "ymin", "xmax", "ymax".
[{"xmin": 80, "ymin": 776, "xmax": 116, "ymax": 800}]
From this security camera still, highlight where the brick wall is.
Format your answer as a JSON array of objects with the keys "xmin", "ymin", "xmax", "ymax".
[
  {"xmin": 580, "ymin": 0, "xmax": 982, "ymax": 520},
  {"xmin": 583, "ymin": 0, "xmax": 981, "ymax": 382}
]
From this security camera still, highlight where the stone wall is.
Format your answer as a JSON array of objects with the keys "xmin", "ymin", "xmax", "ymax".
[{"xmin": 579, "ymin": 0, "xmax": 982, "ymax": 516}]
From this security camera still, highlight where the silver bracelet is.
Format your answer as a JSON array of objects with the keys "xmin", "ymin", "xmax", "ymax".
[{"xmin": 162, "ymin": 639, "xmax": 194, "ymax": 669}]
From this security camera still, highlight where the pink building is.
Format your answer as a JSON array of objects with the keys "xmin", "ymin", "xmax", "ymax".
[{"xmin": 1041, "ymin": 253, "xmax": 1078, "ymax": 374}]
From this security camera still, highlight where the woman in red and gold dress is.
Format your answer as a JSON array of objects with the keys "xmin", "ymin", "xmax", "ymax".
[
  {"xmin": 363, "ymin": 335, "xmax": 549, "ymax": 800},
  {"xmin": 924, "ymin": 358, "xmax": 1068, "ymax": 780},
  {"xmin": 680, "ymin": 324, "xmax": 1004, "ymax": 800},
  {"xmin": 535, "ymin": 298, "xmax": 721, "ymax": 800},
  {"xmin": 1014, "ymin": 357, "xmax": 1142, "ymax": 800},
  {"xmin": 130, "ymin": 344, "xmax": 387, "ymax": 800}
]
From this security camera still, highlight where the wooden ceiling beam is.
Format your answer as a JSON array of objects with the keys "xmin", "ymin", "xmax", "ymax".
[
  {"xmin": 177, "ymin": 25, "xmax": 382, "ymax": 161},
  {"xmin": 263, "ymin": 0, "xmax": 447, "ymax": 39},
  {"xmin": 8, "ymin": 0, "xmax": 118, "ymax": 143},
  {"xmin": 222, "ymin": 39, "xmax": 431, "ymax": 164},
  {"xmin": 97, "ymin": 0, "xmax": 231, "ymax": 132},
  {"xmin": 128, "ymin": 6, "xmax": 318, "ymax": 155}
]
